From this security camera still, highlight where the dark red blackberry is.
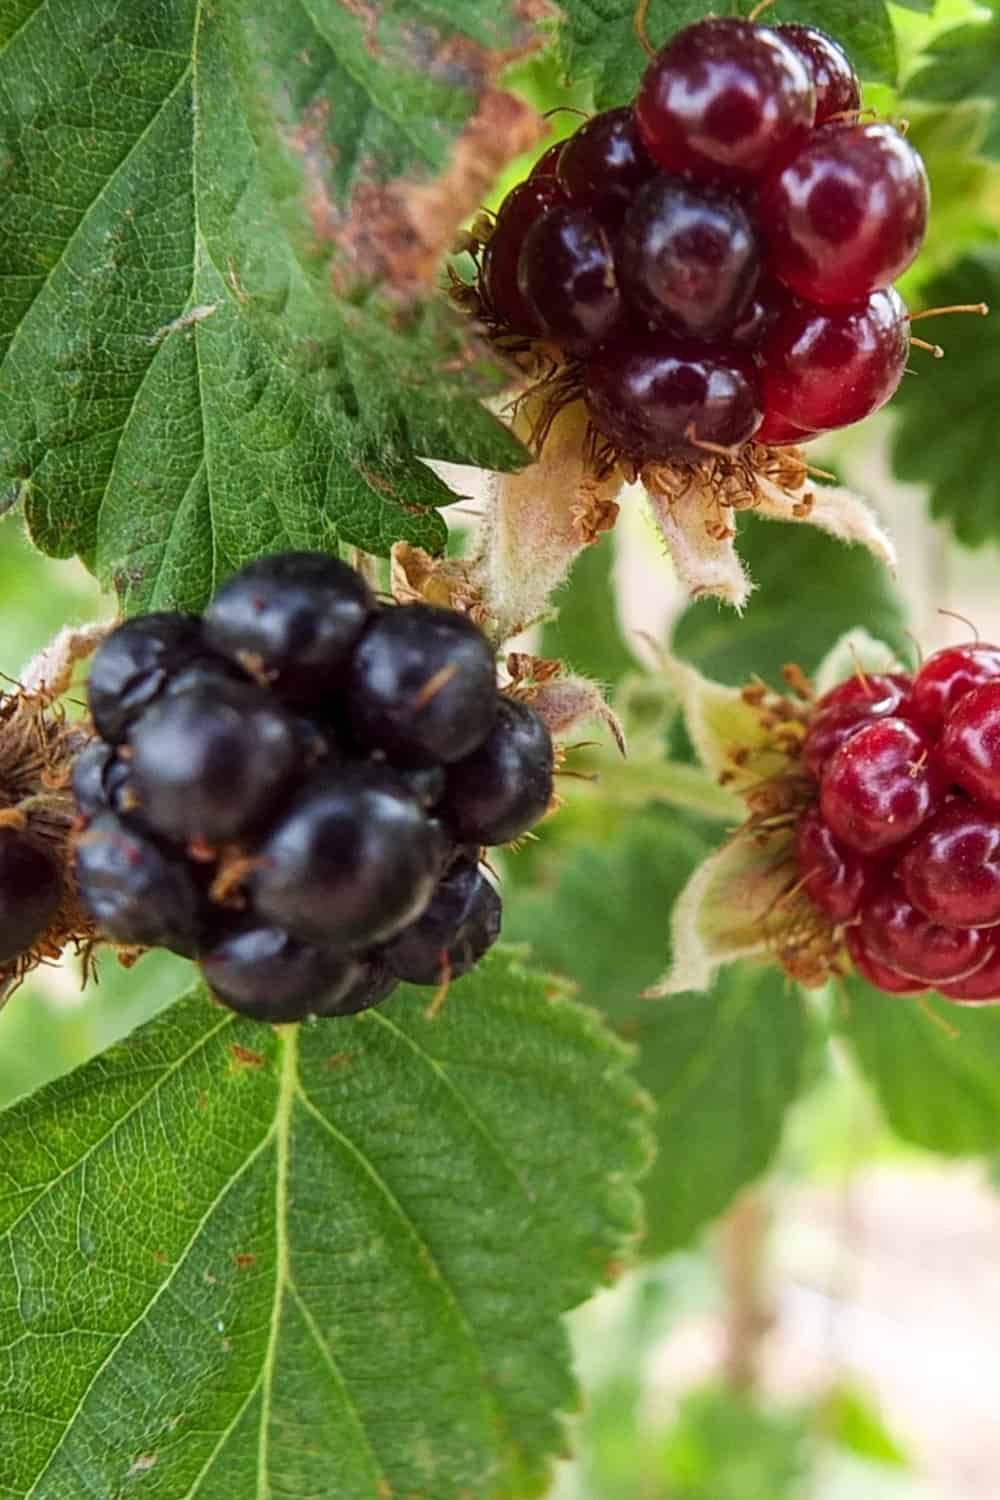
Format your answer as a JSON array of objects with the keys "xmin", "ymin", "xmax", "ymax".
[
  {"xmin": 129, "ymin": 676, "xmax": 301, "ymax": 845},
  {"xmin": 0, "ymin": 829, "xmax": 62, "ymax": 963},
  {"xmin": 584, "ymin": 334, "xmax": 761, "ymax": 462},
  {"xmin": 518, "ymin": 206, "xmax": 624, "ymax": 351},
  {"xmin": 940, "ymin": 682, "xmax": 1000, "ymax": 810},
  {"xmin": 819, "ymin": 718, "xmax": 943, "ymax": 855},
  {"xmin": 795, "ymin": 807, "xmax": 869, "ymax": 922},
  {"xmin": 846, "ymin": 926, "xmax": 927, "ymax": 995},
  {"xmin": 482, "ymin": 180, "xmax": 567, "ymax": 334},
  {"xmin": 776, "ymin": 25, "xmax": 861, "ymax": 126},
  {"xmin": 636, "ymin": 19, "xmax": 815, "ymax": 186},
  {"xmin": 939, "ymin": 945, "xmax": 1000, "ymax": 1004},
  {"xmin": 909, "ymin": 644, "xmax": 1000, "ymax": 734},
  {"xmin": 87, "ymin": 612, "xmax": 206, "ymax": 744},
  {"xmin": 75, "ymin": 814, "xmax": 203, "ymax": 957},
  {"xmin": 900, "ymin": 802, "xmax": 1000, "ymax": 930},
  {"xmin": 760, "ymin": 123, "xmax": 929, "ymax": 306},
  {"xmin": 617, "ymin": 178, "xmax": 760, "ymax": 339},
  {"xmin": 384, "ymin": 860, "xmax": 501, "ymax": 985},
  {"xmin": 440, "ymin": 697, "xmax": 553, "ymax": 846},
  {"xmin": 801, "ymin": 673, "xmax": 913, "ymax": 781},
  {"xmin": 556, "ymin": 107, "xmax": 656, "ymax": 226},
  {"xmin": 348, "ymin": 603, "xmax": 497, "ymax": 768},
  {"xmin": 759, "ymin": 287, "xmax": 910, "ymax": 434},
  {"xmin": 203, "ymin": 552, "xmax": 374, "ymax": 709},
  {"xmin": 859, "ymin": 882, "xmax": 992, "ymax": 986},
  {"xmin": 249, "ymin": 767, "xmax": 440, "ymax": 949}
]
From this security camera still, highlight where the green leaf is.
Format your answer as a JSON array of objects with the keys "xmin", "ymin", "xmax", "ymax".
[
  {"xmin": 559, "ymin": 0, "xmax": 898, "ymax": 112},
  {"xmin": 906, "ymin": 13, "xmax": 1000, "ymax": 160},
  {"xmin": 840, "ymin": 975, "xmax": 1000, "ymax": 1154},
  {"xmin": 506, "ymin": 815, "xmax": 807, "ymax": 1254},
  {"xmin": 0, "ymin": 0, "xmax": 533, "ymax": 613},
  {"xmin": 660, "ymin": 1386, "xmax": 812, "ymax": 1500},
  {"xmin": 670, "ymin": 514, "xmax": 909, "ymax": 689},
  {"xmin": 0, "ymin": 951, "xmax": 649, "ymax": 1500},
  {"xmin": 820, "ymin": 1383, "xmax": 909, "ymax": 1469},
  {"xmin": 891, "ymin": 251, "xmax": 1000, "ymax": 548},
  {"xmin": 541, "ymin": 533, "xmax": 638, "ymax": 688}
]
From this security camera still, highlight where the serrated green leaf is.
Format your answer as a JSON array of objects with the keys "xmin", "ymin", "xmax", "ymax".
[
  {"xmin": 890, "ymin": 251, "xmax": 1000, "ymax": 549},
  {"xmin": 0, "ymin": 0, "xmax": 532, "ymax": 613},
  {"xmin": 506, "ymin": 815, "xmax": 807, "ymax": 1254},
  {"xmin": 558, "ymin": 0, "xmax": 898, "ymax": 113},
  {"xmin": 906, "ymin": 13, "xmax": 1000, "ymax": 160},
  {"xmin": 0, "ymin": 950, "xmax": 649, "ymax": 1500},
  {"xmin": 840, "ymin": 975, "xmax": 1000, "ymax": 1154},
  {"xmin": 671, "ymin": 514, "xmax": 909, "ymax": 690}
]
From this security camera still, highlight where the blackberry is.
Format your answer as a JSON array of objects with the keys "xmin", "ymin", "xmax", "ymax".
[
  {"xmin": 75, "ymin": 814, "xmax": 203, "ymax": 957},
  {"xmin": 348, "ymin": 604, "xmax": 498, "ymax": 767},
  {"xmin": 384, "ymin": 860, "xmax": 502, "ymax": 985},
  {"xmin": 203, "ymin": 552, "xmax": 374, "ymax": 709},
  {"xmin": 87, "ymin": 612, "xmax": 205, "ymax": 744},
  {"xmin": 440, "ymin": 698, "xmax": 554, "ymax": 846},
  {"xmin": 199, "ymin": 916, "xmax": 369, "ymax": 1023},
  {"xmin": 249, "ymin": 767, "xmax": 441, "ymax": 949},
  {"xmin": 129, "ymin": 676, "xmax": 301, "ymax": 845},
  {"xmin": 0, "ymin": 830, "xmax": 62, "ymax": 964}
]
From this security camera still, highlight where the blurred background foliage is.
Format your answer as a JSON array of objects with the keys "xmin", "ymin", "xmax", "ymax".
[{"xmin": 4, "ymin": 1, "xmax": 1000, "ymax": 1496}]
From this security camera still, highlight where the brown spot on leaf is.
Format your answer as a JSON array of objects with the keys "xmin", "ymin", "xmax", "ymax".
[
  {"xmin": 152, "ymin": 1250, "xmax": 169, "ymax": 1265},
  {"xmin": 233, "ymin": 1252, "xmax": 257, "ymax": 1269},
  {"xmin": 327, "ymin": 89, "xmax": 544, "ymax": 296},
  {"xmin": 323, "ymin": 1051, "xmax": 352, "ymax": 1070},
  {"xmin": 230, "ymin": 1043, "xmax": 267, "ymax": 1070},
  {"xmin": 341, "ymin": 0, "xmax": 381, "ymax": 56}
]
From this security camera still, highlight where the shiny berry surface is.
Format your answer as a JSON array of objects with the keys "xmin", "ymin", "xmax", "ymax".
[
  {"xmin": 129, "ymin": 677, "xmax": 301, "ymax": 845},
  {"xmin": 846, "ymin": 926, "xmax": 927, "ymax": 995},
  {"xmin": 75, "ymin": 814, "xmax": 203, "ymax": 957},
  {"xmin": 795, "ymin": 806, "xmax": 869, "ymax": 921},
  {"xmin": 938, "ymin": 944, "xmax": 1000, "ymax": 1004},
  {"xmin": 441, "ymin": 698, "xmax": 554, "ymax": 847},
  {"xmin": 249, "ymin": 768, "xmax": 440, "ymax": 949},
  {"xmin": 585, "ymin": 334, "xmax": 761, "ymax": 462},
  {"xmin": 859, "ymin": 882, "xmax": 991, "ymax": 985},
  {"xmin": 482, "ymin": 180, "xmax": 566, "ymax": 334},
  {"xmin": 801, "ymin": 673, "xmax": 911, "ymax": 781},
  {"xmin": 910, "ymin": 644, "xmax": 1000, "ymax": 733},
  {"xmin": 518, "ymin": 206, "xmax": 624, "ymax": 351},
  {"xmin": 940, "ymin": 682, "xmax": 1000, "ymax": 810},
  {"xmin": 348, "ymin": 604, "xmax": 498, "ymax": 768},
  {"xmin": 383, "ymin": 860, "xmax": 502, "ymax": 986},
  {"xmin": 87, "ymin": 612, "xmax": 205, "ymax": 744},
  {"xmin": 529, "ymin": 140, "xmax": 565, "ymax": 179},
  {"xmin": 819, "ymin": 717, "xmax": 942, "ymax": 855},
  {"xmin": 203, "ymin": 552, "xmax": 374, "ymax": 709},
  {"xmin": 900, "ymin": 801, "xmax": 1000, "ymax": 929},
  {"xmin": 200, "ymin": 918, "xmax": 366, "ymax": 1023},
  {"xmin": 617, "ymin": 178, "xmax": 760, "ymax": 339},
  {"xmin": 776, "ymin": 25, "xmax": 861, "ymax": 126},
  {"xmin": 759, "ymin": 287, "xmax": 910, "ymax": 434},
  {"xmin": 557, "ymin": 107, "xmax": 656, "ymax": 225},
  {"xmin": 636, "ymin": 19, "xmax": 815, "ymax": 185},
  {"xmin": 754, "ymin": 412, "xmax": 819, "ymax": 446},
  {"xmin": 0, "ymin": 830, "xmax": 62, "ymax": 963},
  {"xmin": 760, "ymin": 123, "xmax": 929, "ymax": 306}
]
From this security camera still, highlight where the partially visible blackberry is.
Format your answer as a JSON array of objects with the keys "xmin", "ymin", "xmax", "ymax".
[
  {"xmin": 87, "ymin": 613, "xmax": 205, "ymax": 744},
  {"xmin": 383, "ymin": 860, "xmax": 502, "ymax": 986},
  {"xmin": 0, "ymin": 829, "xmax": 63, "ymax": 964},
  {"xmin": 74, "ymin": 814, "xmax": 204, "ymax": 957}
]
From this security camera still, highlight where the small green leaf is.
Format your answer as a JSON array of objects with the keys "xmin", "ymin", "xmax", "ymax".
[
  {"xmin": 541, "ymin": 533, "xmax": 638, "ymax": 687},
  {"xmin": 0, "ymin": 0, "xmax": 533, "ymax": 613},
  {"xmin": 906, "ymin": 14, "xmax": 1000, "ymax": 160},
  {"xmin": 891, "ymin": 252, "xmax": 1000, "ymax": 549},
  {"xmin": 506, "ymin": 816, "xmax": 807, "ymax": 1254},
  {"xmin": 671, "ymin": 515, "xmax": 909, "ymax": 689},
  {"xmin": 840, "ymin": 975, "xmax": 1000, "ymax": 1154},
  {"xmin": 820, "ymin": 1383, "xmax": 909, "ymax": 1469},
  {"xmin": 0, "ymin": 951, "xmax": 649, "ymax": 1499},
  {"xmin": 559, "ymin": 0, "xmax": 898, "ymax": 112},
  {"xmin": 661, "ymin": 1387, "xmax": 812, "ymax": 1500}
]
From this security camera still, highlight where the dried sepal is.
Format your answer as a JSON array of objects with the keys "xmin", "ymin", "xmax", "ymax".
[{"xmin": 506, "ymin": 654, "xmax": 626, "ymax": 754}]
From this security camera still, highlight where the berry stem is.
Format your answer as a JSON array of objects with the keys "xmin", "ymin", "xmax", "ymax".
[
  {"xmin": 633, "ymin": 0, "xmax": 655, "ymax": 59},
  {"xmin": 910, "ymin": 336, "xmax": 945, "ymax": 359},
  {"xmin": 748, "ymin": 0, "xmax": 778, "ymax": 20},
  {"xmin": 909, "ymin": 303, "xmax": 990, "ymax": 322}
]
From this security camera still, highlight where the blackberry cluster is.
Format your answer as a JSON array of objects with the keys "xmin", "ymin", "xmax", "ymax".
[
  {"xmin": 478, "ymin": 17, "xmax": 928, "ymax": 460},
  {"xmin": 794, "ymin": 646, "xmax": 1000, "ymax": 1003},
  {"xmin": 73, "ymin": 553, "xmax": 554, "ymax": 1023}
]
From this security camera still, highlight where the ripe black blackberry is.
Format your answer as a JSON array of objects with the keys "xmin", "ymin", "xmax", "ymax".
[{"xmin": 73, "ymin": 553, "xmax": 555, "ymax": 1024}]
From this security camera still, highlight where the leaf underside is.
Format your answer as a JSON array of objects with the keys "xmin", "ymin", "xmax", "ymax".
[{"xmin": 0, "ymin": 951, "xmax": 649, "ymax": 1500}]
